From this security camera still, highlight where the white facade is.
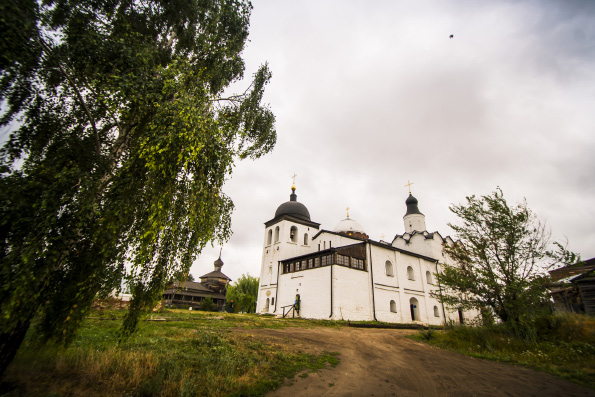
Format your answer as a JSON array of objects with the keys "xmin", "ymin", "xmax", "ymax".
[{"xmin": 256, "ymin": 188, "xmax": 476, "ymax": 325}]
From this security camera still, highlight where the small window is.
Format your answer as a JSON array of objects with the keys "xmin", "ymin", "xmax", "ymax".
[
  {"xmin": 434, "ymin": 305, "xmax": 440, "ymax": 317},
  {"xmin": 352, "ymin": 258, "xmax": 364, "ymax": 270},
  {"xmin": 267, "ymin": 229, "xmax": 272, "ymax": 245},
  {"xmin": 390, "ymin": 300, "xmax": 397, "ymax": 313},
  {"xmin": 426, "ymin": 271, "xmax": 433, "ymax": 284},
  {"xmin": 337, "ymin": 254, "xmax": 349, "ymax": 266},
  {"xmin": 407, "ymin": 266, "xmax": 415, "ymax": 280},
  {"xmin": 274, "ymin": 226, "xmax": 280, "ymax": 243},
  {"xmin": 290, "ymin": 226, "xmax": 298, "ymax": 242},
  {"xmin": 385, "ymin": 261, "xmax": 394, "ymax": 276},
  {"xmin": 271, "ymin": 297, "xmax": 275, "ymax": 306},
  {"xmin": 304, "ymin": 233, "xmax": 309, "ymax": 245},
  {"xmin": 268, "ymin": 266, "xmax": 272, "ymax": 274}
]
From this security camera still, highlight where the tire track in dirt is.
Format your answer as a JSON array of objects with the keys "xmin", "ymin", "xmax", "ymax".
[{"xmin": 235, "ymin": 327, "xmax": 594, "ymax": 396}]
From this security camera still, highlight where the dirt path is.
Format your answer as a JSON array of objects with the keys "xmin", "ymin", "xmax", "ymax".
[{"xmin": 236, "ymin": 327, "xmax": 594, "ymax": 397}]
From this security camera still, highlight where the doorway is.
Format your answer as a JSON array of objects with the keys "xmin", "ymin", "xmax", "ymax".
[{"xmin": 410, "ymin": 297, "xmax": 420, "ymax": 321}]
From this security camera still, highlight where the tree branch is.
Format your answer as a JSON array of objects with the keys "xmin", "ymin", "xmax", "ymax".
[{"xmin": 38, "ymin": 37, "xmax": 101, "ymax": 155}]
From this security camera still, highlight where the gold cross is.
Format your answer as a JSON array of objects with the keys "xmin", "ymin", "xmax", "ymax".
[
  {"xmin": 381, "ymin": 233, "xmax": 385, "ymax": 240},
  {"xmin": 346, "ymin": 206, "xmax": 350, "ymax": 217},
  {"xmin": 404, "ymin": 180, "xmax": 414, "ymax": 194},
  {"xmin": 292, "ymin": 173, "xmax": 297, "ymax": 185}
]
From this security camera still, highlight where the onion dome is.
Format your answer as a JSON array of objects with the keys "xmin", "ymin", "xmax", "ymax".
[
  {"xmin": 334, "ymin": 218, "xmax": 365, "ymax": 234},
  {"xmin": 214, "ymin": 255, "xmax": 223, "ymax": 272},
  {"xmin": 274, "ymin": 186, "xmax": 311, "ymax": 221},
  {"xmin": 405, "ymin": 194, "xmax": 424, "ymax": 216},
  {"xmin": 333, "ymin": 210, "xmax": 369, "ymax": 239}
]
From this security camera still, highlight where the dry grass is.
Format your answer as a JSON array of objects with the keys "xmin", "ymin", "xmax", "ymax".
[
  {"xmin": 2, "ymin": 310, "xmax": 339, "ymax": 396},
  {"xmin": 412, "ymin": 313, "xmax": 595, "ymax": 389}
]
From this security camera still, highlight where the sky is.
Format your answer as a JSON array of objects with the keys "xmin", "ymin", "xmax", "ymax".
[{"xmin": 191, "ymin": 0, "xmax": 595, "ymax": 282}]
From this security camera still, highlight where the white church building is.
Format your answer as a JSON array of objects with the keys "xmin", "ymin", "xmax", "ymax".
[{"xmin": 255, "ymin": 184, "xmax": 475, "ymax": 325}]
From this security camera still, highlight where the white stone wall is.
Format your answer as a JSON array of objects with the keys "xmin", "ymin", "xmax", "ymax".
[
  {"xmin": 331, "ymin": 265, "xmax": 373, "ymax": 321},
  {"xmin": 404, "ymin": 213, "xmax": 426, "ymax": 233},
  {"xmin": 277, "ymin": 267, "xmax": 331, "ymax": 319},
  {"xmin": 312, "ymin": 232, "xmax": 361, "ymax": 251}
]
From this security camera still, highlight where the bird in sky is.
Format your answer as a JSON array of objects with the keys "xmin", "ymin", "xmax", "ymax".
[{"xmin": 449, "ymin": 34, "xmax": 454, "ymax": 39}]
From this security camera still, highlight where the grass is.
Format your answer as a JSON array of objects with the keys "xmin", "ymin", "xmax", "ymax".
[
  {"xmin": 411, "ymin": 313, "xmax": 595, "ymax": 389},
  {"xmin": 3, "ymin": 308, "xmax": 340, "ymax": 396}
]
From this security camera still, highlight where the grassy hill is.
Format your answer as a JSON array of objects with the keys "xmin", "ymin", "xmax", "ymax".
[{"xmin": 2, "ymin": 308, "xmax": 340, "ymax": 396}]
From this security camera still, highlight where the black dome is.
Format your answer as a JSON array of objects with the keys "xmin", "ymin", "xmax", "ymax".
[
  {"xmin": 405, "ymin": 194, "xmax": 423, "ymax": 216},
  {"xmin": 274, "ymin": 188, "xmax": 311, "ymax": 221}
]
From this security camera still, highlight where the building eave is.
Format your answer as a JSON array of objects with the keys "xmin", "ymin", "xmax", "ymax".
[{"xmin": 264, "ymin": 214, "xmax": 321, "ymax": 229}]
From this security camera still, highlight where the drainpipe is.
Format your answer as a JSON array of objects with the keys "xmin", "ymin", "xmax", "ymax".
[
  {"xmin": 368, "ymin": 242, "xmax": 377, "ymax": 321},
  {"xmin": 329, "ymin": 253, "xmax": 334, "ymax": 318},
  {"xmin": 274, "ymin": 261, "xmax": 280, "ymax": 312},
  {"xmin": 436, "ymin": 261, "xmax": 447, "ymax": 327}
]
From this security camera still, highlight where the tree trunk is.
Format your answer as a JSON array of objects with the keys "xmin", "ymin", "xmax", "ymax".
[{"xmin": 0, "ymin": 315, "xmax": 33, "ymax": 379}]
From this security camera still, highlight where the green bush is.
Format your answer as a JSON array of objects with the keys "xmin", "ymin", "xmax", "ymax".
[{"xmin": 200, "ymin": 297, "xmax": 216, "ymax": 312}]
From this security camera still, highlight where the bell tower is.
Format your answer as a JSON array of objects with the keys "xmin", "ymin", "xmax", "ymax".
[
  {"xmin": 256, "ymin": 181, "xmax": 320, "ymax": 313},
  {"xmin": 403, "ymin": 194, "xmax": 426, "ymax": 233}
]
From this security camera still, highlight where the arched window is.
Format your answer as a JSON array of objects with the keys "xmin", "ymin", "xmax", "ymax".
[
  {"xmin": 267, "ymin": 229, "xmax": 272, "ymax": 245},
  {"xmin": 426, "ymin": 271, "xmax": 433, "ymax": 284},
  {"xmin": 390, "ymin": 300, "xmax": 397, "ymax": 313},
  {"xmin": 271, "ymin": 297, "xmax": 275, "ymax": 306},
  {"xmin": 407, "ymin": 266, "xmax": 415, "ymax": 280},
  {"xmin": 265, "ymin": 298, "xmax": 270, "ymax": 311},
  {"xmin": 304, "ymin": 233, "xmax": 309, "ymax": 245},
  {"xmin": 274, "ymin": 226, "xmax": 280, "ymax": 243},
  {"xmin": 385, "ymin": 261, "xmax": 394, "ymax": 276},
  {"xmin": 458, "ymin": 308, "xmax": 465, "ymax": 324},
  {"xmin": 434, "ymin": 305, "xmax": 439, "ymax": 317},
  {"xmin": 290, "ymin": 226, "xmax": 298, "ymax": 242}
]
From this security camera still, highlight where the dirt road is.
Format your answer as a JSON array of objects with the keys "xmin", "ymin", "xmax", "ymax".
[{"xmin": 238, "ymin": 327, "xmax": 594, "ymax": 397}]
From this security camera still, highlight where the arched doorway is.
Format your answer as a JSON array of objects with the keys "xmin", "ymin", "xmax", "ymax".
[{"xmin": 410, "ymin": 297, "xmax": 420, "ymax": 321}]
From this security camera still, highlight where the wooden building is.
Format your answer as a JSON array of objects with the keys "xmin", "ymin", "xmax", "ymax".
[
  {"xmin": 162, "ymin": 255, "xmax": 231, "ymax": 310},
  {"xmin": 548, "ymin": 258, "xmax": 595, "ymax": 315}
]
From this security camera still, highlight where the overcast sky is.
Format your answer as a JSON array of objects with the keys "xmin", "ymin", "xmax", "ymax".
[{"xmin": 191, "ymin": 0, "xmax": 595, "ymax": 281}]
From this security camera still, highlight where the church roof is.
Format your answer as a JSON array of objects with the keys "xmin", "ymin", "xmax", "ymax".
[
  {"xmin": 274, "ymin": 187, "xmax": 311, "ymax": 221},
  {"xmin": 167, "ymin": 280, "xmax": 214, "ymax": 293},
  {"xmin": 333, "ymin": 217, "xmax": 366, "ymax": 234},
  {"xmin": 200, "ymin": 270, "xmax": 232, "ymax": 281},
  {"xmin": 404, "ymin": 194, "xmax": 424, "ymax": 217}
]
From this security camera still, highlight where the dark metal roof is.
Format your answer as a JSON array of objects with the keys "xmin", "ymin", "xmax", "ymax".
[
  {"xmin": 264, "ymin": 213, "xmax": 320, "ymax": 228},
  {"xmin": 274, "ymin": 188, "xmax": 311, "ymax": 221},
  {"xmin": 404, "ymin": 194, "xmax": 424, "ymax": 217}
]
